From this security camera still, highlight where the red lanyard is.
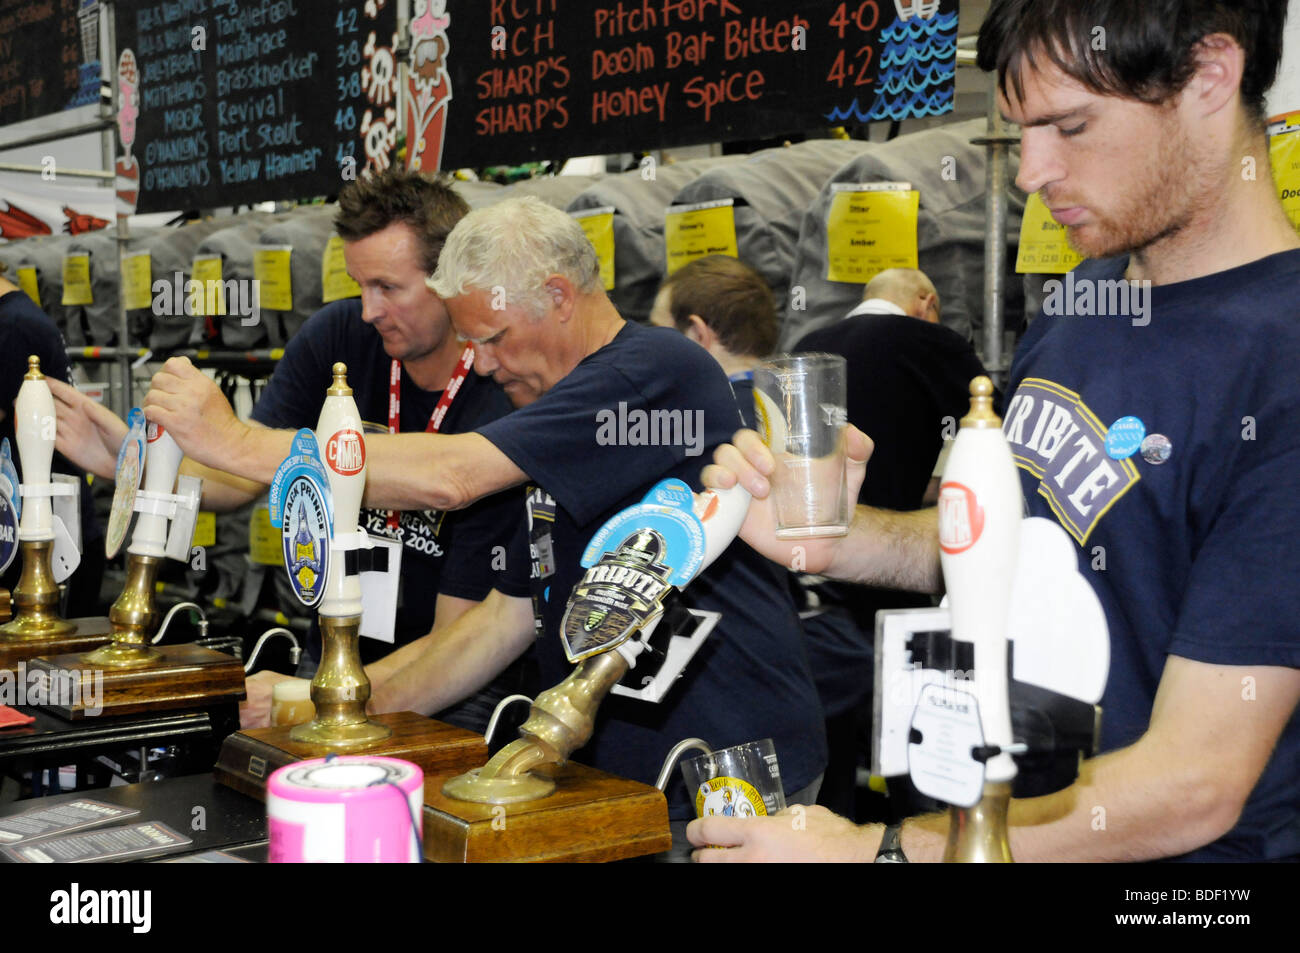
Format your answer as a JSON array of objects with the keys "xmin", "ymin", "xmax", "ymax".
[{"xmin": 385, "ymin": 344, "xmax": 475, "ymax": 529}]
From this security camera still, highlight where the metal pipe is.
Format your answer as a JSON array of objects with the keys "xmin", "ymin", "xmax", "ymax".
[
  {"xmin": 655, "ymin": 737, "xmax": 713, "ymax": 792},
  {"xmin": 980, "ymin": 86, "xmax": 1012, "ymax": 384},
  {"xmin": 0, "ymin": 120, "xmax": 117, "ymax": 153},
  {"xmin": 0, "ymin": 162, "xmax": 114, "ymax": 180},
  {"xmin": 484, "ymin": 694, "xmax": 533, "ymax": 747},
  {"xmin": 243, "ymin": 626, "xmax": 302, "ymax": 674},
  {"xmin": 98, "ymin": 4, "xmax": 132, "ymax": 420}
]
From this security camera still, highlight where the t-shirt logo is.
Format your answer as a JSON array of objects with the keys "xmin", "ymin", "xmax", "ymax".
[{"xmin": 1002, "ymin": 378, "xmax": 1140, "ymax": 545}]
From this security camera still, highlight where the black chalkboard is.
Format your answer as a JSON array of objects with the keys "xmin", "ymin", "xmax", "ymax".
[
  {"xmin": 0, "ymin": 0, "xmax": 102, "ymax": 126},
  {"xmin": 430, "ymin": 0, "xmax": 959, "ymax": 169},
  {"xmin": 115, "ymin": 0, "xmax": 398, "ymax": 213}
]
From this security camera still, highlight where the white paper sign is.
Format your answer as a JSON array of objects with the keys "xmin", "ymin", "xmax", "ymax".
[
  {"xmin": 359, "ymin": 535, "xmax": 401, "ymax": 644},
  {"xmin": 908, "ymin": 683, "xmax": 987, "ymax": 808}
]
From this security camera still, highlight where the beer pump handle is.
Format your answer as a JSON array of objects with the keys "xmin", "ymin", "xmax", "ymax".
[
  {"xmin": 315, "ymin": 363, "xmax": 365, "ymax": 618},
  {"xmin": 937, "ymin": 376, "xmax": 1022, "ymax": 784},
  {"xmin": 127, "ymin": 424, "xmax": 184, "ymax": 558},
  {"xmin": 14, "ymin": 356, "xmax": 56, "ymax": 542}
]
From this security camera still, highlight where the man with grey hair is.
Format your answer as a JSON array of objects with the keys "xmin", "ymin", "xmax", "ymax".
[{"xmin": 353, "ymin": 197, "xmax": 827, "ymax": 843}]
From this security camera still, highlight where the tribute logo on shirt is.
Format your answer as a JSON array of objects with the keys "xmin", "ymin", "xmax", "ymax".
[{"xmin": 1002, "ymin": 378, "xmax": 1140, "ymax": 545}]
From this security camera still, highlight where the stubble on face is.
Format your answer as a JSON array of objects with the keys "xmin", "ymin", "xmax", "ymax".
[{"xmin": 1053, "ymin": 102, "xmax": 1218, "ymax": 262}]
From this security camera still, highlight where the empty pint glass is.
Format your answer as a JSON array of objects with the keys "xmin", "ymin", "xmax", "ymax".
[{"xmin": 753, "ymin": 353, "xmax": 850, "ymax": 538}]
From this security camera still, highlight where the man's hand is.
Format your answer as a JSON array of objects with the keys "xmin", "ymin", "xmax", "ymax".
[
  {"xmin": 702, "ymin": 426, "xmax": 873, "ymax": 575},
  {"xmin": 143, "ymin": 357, "xmax": 247, "ymax": 468},
  {"xmin": 688, "ymin": 805, "xmax": 878, "ymax": 862},
  {"xmin": 47, "ymin": 377, "xmax": 127, "ymax": 479},
  {"xmin": 239, "ymin": 670, "xmax": 299, "ymax": 729}
]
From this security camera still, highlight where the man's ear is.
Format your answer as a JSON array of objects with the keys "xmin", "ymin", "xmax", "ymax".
[
  {"xmin": 1186, "ymin": 33, "xmax": 1245, "ymax": 119},
  {"xmin": 685, "ymin": 314, "xmax": 716, "ymax": 348},
  {"xmin": 544, "ymin": 274, "xmax": 577, "ymax": 320}
]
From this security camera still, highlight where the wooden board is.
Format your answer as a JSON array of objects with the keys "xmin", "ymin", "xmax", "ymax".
[
  {"xmin": 423, "ymin": 762, "xmax": 670, "ymax": 863},
  {"xmin": 27, "ymin": 643, "xmax": 246, "ymax": 719},
  {"xmin": 0, "ymin": 617, "xmax": 114, "ymax": 672},
  {"xmin": 214, "ymin": 711, "xmax": 488, "ymax": 801}
]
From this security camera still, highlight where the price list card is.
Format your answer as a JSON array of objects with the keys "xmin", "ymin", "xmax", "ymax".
[
  {"xmin": 114, "ymin": 0, "xmax": 399, "ymax": 213},
  {"xmin": 437, "ymin": 0, "xmax": 958, "ymax": 169}
]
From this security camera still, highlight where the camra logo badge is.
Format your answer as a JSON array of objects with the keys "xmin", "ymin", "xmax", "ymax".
[
  {"xmin": 938, "ymin": 482, "xmax": 983, "ymax": 555},
  {"xmin": 281, "ymin": 477, "xmax": 329, "ymax": 607},
  {"xmin": 325, "ymin": 429, "xmax": 365, "ymax": 476}
]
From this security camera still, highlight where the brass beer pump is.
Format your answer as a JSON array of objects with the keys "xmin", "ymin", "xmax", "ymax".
[
  {"xmin": 443, "ymin": 649, "xmax": 630, "ymax": 803},
  {"xmin": 289, "ymin": 364, "xmax": 390, "ymax": 747},
  {"xmin": 937, "ymin": 377, "xmax": 1020, "ymax": 864},
  {"xmin": 0, "ymin": 357, "xmax": 75, "ymax": 641}
]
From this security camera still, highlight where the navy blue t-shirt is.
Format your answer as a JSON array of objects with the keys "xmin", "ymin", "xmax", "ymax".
[
  {"xmin": 252, "ymin": 300, "xmax": 520, "ymax": 663},
  {"xmin": 1006, "ymin": 252, "xmax": 1300, "ymax": 861},
  {"xmin": 478, "ymin": 321, "xmax": 827, "ymax": 820}
]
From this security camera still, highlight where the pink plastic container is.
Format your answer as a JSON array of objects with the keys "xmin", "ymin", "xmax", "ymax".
[{"xmin": 266, "ymin": 756, "xmax": 423, "ymax": 863}]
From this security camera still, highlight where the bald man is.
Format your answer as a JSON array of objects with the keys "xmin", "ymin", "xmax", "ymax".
[{"xmin": 852, "ymin": 268, "xmax": 943, "ymax": 325}]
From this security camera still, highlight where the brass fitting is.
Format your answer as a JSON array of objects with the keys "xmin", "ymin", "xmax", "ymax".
[
  {"xmin": 443, "ymin": 650, "xmax": 631, "ymax": 804},
  {"xmin": 0, "ymin": 540, "xmax": 75, "ymax": 640},
  {"xmin": 83, "ymin": 553, "xmax": 164, "ymax": 667},
  {"xmin": 289, "ymin": 613, "xmax": 392, "ymax": 747},
  {"xmin": 943, "ymin": 781, "xmax": 1014, "ymax": 863}
]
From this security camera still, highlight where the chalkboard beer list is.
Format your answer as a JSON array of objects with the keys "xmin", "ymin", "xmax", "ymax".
[
  {"xmin": 115, "ymin": 0, "xmax": 396, "ymax": 213},
  {"xmin": 0, "ymin": 0, "xmax": 100, "ymax": 126},
  {"xmin": 440, "ymin": 0, "xmax": 958, "ymax": 169}
]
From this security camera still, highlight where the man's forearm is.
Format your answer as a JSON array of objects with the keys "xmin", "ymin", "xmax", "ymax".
[
  {"xmin": 366, "ymin": 592, "xmax": 534, "ymax": 716},
  {"xmin": 362, "ymin": 431, "xmax": 527, "ymax": 512},
  {"xmin": 825, "ymin": 505, "xmax": 942, "ymax": 594},
  {"xmin": 181, "ymin": 458, "xmax": 266, "ymax": 512},
  {"xmin": 198, "ymin": 420, "xmax": 294, "ymax": 486},
  {"xmin": 895, "ymin": 738, "xmax": 1239, "ymax": 862}
]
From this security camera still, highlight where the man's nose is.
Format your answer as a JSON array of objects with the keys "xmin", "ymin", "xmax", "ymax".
[
  {"xmin": 359, "ymin": 289, "xmax": 384, "ymax": 323},
  {"xmin": 1015, "ymin": 126, "xmax": 1064, "ymax": 196},
  {"xmin": 471, "ymin": 341, "xmax": 498, "ymax": 374}
]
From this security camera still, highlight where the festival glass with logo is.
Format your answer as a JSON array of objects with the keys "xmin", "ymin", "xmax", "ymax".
[
  {"xmin": 680, "ymin": 739, "xmax": 786, "ymax": 819},
  {"xmin": 752, "ymin": 353, "xmax": 850, "ymax": 538}
]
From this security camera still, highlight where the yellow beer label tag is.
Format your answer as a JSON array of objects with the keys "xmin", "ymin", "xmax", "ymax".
[
  {"xmin": 320, "ymin": 235, "xmax": 361, "ymax": 303},
  {"xmin": 192, "ymin": 511, "xmax": 216, "ymax": 548},
  {"xmin": 254, "ymin": 245, "xmax": 293, "ymax": 312},
  {"xmin": 249, "ymin": 505, "xmax": 283, "ymax": 566},
  {"xmin": 571, "ymin": 207, "xmax": 616, "ymax": 290},
  {"xmin": 121, "ymin": 252, "xmax": 153, "ymax": 311},
  {"xmin": 1016, "ymin": 191, "xmax": 1086, "ymax": 274},
  {"xmin": 190, "ymin": 255, "xmax": 226, "ymax": 316},
  {"xmin": 825, "ymin": 183, "xmax": 919, "ymax": 284},
  {"xmin": 665, "ymin": 199, "xmax": 738, "ymax": 276},
  {"xmin": 1269, "ymin": 116, "xmax": 1300, "ymax": 233},
  {"xmin": 61, "ymin": 253, "xmax": 93, "ymax": 306},
  {"xmin": 695, "ymin": 776, "xmax": 768, "ymax": 818},
  {"xmin": 16, "ymin": 267, "xmax": 40, "ymax": 305}
]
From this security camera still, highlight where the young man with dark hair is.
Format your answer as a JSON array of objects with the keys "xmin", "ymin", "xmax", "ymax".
[
  {"xmin": 691, "ymin": 0, "xmax": 1300, "ymax": 861},
  {"xmin": 53, "ymin": 170, "xmax": 524, "ymax": 731}
]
